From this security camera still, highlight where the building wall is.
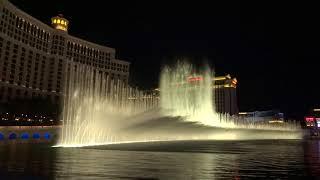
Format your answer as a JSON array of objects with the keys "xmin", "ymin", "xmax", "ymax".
[
  {"xmin": 0, "ymin": 0, "xmax": 130, "ymax": 103},
  {"xmin": 214, "ymin": 87, "xmax": 238, "ymax": 115},
  {"xmin": 214, "ymin": 75, "xmax": 238, "ymax": 115}
]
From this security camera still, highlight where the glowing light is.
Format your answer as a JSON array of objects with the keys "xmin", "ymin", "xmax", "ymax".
[
  {"xmin": 316, "ymin": 118, "xmax": 320, "ymax": 128},
  {"xmin": 305, "ymin": 116, "xmax": 315, "ymax": 122},
  {"xmin": 214, "ymin": 76, "xmax": 226, "ymax": 81},
  {"xmin": 59, "ymin": 26, "xmax": 66, "ymax": 31},
  {"xmin": 232, "ymin": 78, "xmax": 238, "ymax": 85},
  {"xmin": 51, "ymin": 16, "xmax": 68, "ymax": 31},
  {"xmin": 55, "ymin": 25, "xmax": 67, "ymax": 31},
  {"xmin": 268, "ymin": 120, "xmax": 284, "ymax": 123},
  {"xmin": 187, "ymin": 76, "xmax": 203, "ymax": 82},
  {"xmin": 44, "ymin": 133, "xmax": 51, "ymax": 139},
  {"xmin": 224, "ymin": 84, "xmax": 236, "ymax": 88},
  {"xmin": 21, "ymin": 133, "xmax": 29, "ymax": 139},
  {"xmin": 313, "ymin": 109, "xmax": 320, "ymax": 112}
]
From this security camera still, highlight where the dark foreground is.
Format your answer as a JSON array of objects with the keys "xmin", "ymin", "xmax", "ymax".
[{"xmin": 0, "ymin": 139, "xmax": 319, "ymax": 179}]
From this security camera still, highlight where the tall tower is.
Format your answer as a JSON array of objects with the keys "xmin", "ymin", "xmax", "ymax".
[
  {"xmin": 214, "ymin": 74, "xmax": 238, "ymax": 115},
  {"xmin": 51, "ymin": 14, "xmax": 69, "ymax": 32}
]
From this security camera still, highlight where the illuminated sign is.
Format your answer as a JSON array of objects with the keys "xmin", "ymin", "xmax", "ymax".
[
  {"xmin": 305, "ymin": 116, "xmax": 315, "ymax": 122},
  {"xmin": 187, "ymin": 76, "xmax": 203, "ymax": 82},
  {"xmin": 305, "ymin": 116, "xmax": 315, "ymax": 127}
]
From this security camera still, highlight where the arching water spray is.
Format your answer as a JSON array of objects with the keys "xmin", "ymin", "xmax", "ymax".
[{"xmin": 56, "ymin": 61, "xmax": 301, "ymax": 147}]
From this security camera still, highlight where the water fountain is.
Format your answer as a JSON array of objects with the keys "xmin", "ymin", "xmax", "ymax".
[
  {"xmin": 160, "ymin": 61, "xmax": 235, "ymax": 127},
  {"xmin": 56, "ymin": 61, "xmax": 301, "ymax": 147},
  {"xmin": 57, "ymin": 63, "xmax": 159, "ymax": 146}
]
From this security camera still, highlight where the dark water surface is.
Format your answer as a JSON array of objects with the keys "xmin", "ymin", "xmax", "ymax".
[{"xmin": 0, "ymin": 140, "xmax": 320, "ymax": 179}]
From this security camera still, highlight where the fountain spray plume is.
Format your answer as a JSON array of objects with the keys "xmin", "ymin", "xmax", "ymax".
[
  {"xmin": 56, "ymin": 61, "xmax": 302, "ymax": 147},
  {"xmin": 57, "ymin": 63, "xmax": 159, "ymax": 146},
  {"xmin": 159, "ymin": 60, "xmax": 235, "ymax": 127}
]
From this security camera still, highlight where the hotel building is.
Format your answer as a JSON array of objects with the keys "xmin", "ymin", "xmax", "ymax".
[
  {"xmin": 0, "ymin": 0, "xmax": 130, "ymax": 103},
  {"xmin": 153, "ymin": 74, "xmax": 238, "ymax": 116},
  {"xmin": 214, "ymin": 74, "xmax": 238, "ymax": 115},
  {"xmin": 185, "ymin": 74, "xmax": 238, "ymax": 115}
]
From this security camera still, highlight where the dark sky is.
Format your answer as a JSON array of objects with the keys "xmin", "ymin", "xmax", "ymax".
[{"xmin": 10, "ymin": 0, "xmax": 320, "ymax": 119}]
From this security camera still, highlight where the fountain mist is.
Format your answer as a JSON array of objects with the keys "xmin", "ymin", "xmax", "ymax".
[
  {"xmin": 57, "ymin": 63, "xmax": 159, "ymax": 146},
  {"xmin": 160, "ymin": 62, "xmax": 234, "ymax": 127},
  {"xmin": 56, "ymin": 62, "xmax": 302, "ymax": 147}
]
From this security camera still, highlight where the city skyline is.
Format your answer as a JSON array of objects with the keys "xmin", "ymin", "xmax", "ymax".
[{"xmin": 6, "ymin": 0, "xmax": 320, "ymax": 119}]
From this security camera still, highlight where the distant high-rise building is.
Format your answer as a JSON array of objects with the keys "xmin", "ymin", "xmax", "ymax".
[
  {"xmin": 153, "ymin": 74, "xmax": 238, "ymax": 115},
  {"xmin": 0, "ymin": 0, "xmax": 130, "ymax": 103},
  {"xmin": 214, "ymin": 74, "xmax": 238, "ymax": 115}
]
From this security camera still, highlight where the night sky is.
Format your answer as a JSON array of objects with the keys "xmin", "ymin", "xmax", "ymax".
[{"xmin": 10, "ymin": 0, "xmax": 320, "ymax": 119}]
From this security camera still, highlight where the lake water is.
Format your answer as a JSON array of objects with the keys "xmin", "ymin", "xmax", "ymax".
[{"xmin": 0, "ymin": 140, "xmax": 319, "ymax": 179}]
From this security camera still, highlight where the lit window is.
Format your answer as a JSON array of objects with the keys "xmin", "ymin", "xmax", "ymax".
[
  {"xmin": 61, "ymin": 20, "xmax": 64, "ymax": 25},
  {"xmin": 57, "ymin": 19, "xmax": 60, "ymax": 24},
  {"xmin": 53, "ymin": 19, "xmax": 57, "ymax": 23}
]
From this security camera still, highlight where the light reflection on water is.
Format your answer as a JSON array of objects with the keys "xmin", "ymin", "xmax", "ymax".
[{"xmin": 0, "ymin": 140, "xmax": 320, "ymax": 179}]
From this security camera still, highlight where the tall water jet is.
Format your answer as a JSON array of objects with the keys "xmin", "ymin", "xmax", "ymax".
[
  {"xmin": 57, "ymin": 61, "xmax": 302, "ymax": 147},
  {"xmin": 160, "ymin": 61, "xmax": 235, "ymax": 128},
  {"xmin": 57, "ymin": 63, "xmax": 159, "ymax": 146}
]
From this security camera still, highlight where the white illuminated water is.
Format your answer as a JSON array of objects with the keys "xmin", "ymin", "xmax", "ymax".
[
  {"xmin": 56, "ymin": 62, "xmax": 302, "ymax": 147},
  {"xmin": 160, "ymin": 62, "xmax": 235, "ymax": 127}
]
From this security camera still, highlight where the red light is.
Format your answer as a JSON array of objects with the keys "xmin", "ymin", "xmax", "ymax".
[
  {"xmin": 305, "ymin": 116, "xmax": 315, "ymax": 122},
  {"xmin": 187, "ymin": 76, "xmax": 203, "ymax": 82}
]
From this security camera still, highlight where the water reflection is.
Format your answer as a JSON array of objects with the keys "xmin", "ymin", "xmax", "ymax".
[
  {"xmin": 0, "ymin": 140, "xmax": 320, "ymax": 179},
  {"xmin": 54, "ymin": 146, "xmax": 239, "ymax": 179},
  {"xmin": 0, "ymin": 143, "xmax": 55, "ymax": 179},
  {"xmin": 304, "ymin": 140, "xmax": 320, "ymax": 177}
]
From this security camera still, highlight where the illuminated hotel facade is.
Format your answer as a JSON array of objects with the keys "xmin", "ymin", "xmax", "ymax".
[
  {"xmin": 186, "ymin": 74, "xmax": 238, "ymax": 115},
  {"xmin": 155, "ymin": 74, "xmax": 239, "ymax": 116},
  {"xmin": 0, "ymin": 0, "xmax": 130, "ymax": 103},
  {"xmin": 214, "ymin": 74, "xmax": 238, "ymax": 115}
]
